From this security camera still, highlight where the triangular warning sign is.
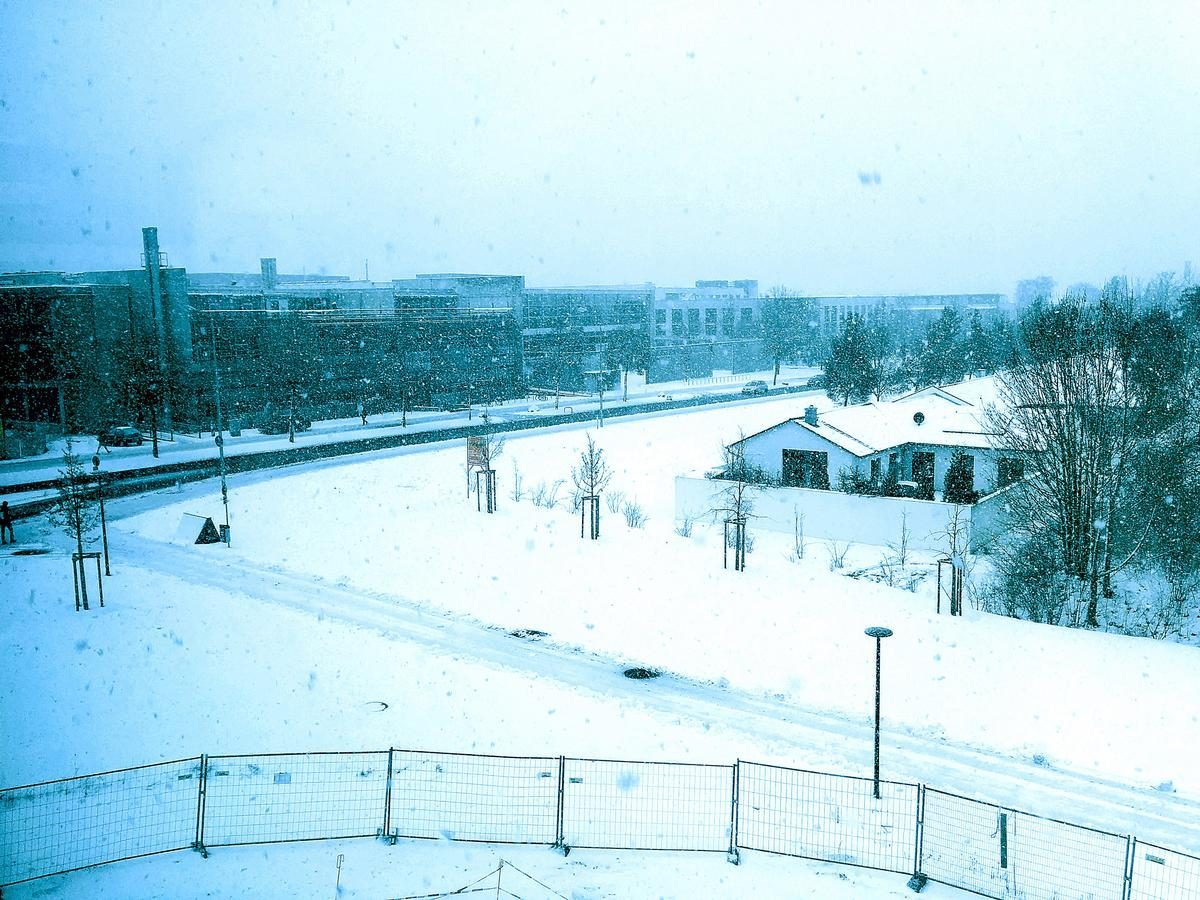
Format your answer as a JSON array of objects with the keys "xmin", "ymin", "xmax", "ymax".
[{"xmin": 195, "ymin": 517, "xmax": 222, "ymax": 544}]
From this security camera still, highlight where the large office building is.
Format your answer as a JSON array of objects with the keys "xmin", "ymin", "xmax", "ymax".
[{"xmin": 1, "ymin": 226, "xmax": 1017, "ymax": 448}]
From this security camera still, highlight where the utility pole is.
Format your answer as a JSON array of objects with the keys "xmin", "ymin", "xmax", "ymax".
[
  {"xmin": 91, "ymin": 455, "xmax": 111, "ymax": 575},
  {"xmin": 210, "ymin": 315, "xmax": 231, "ymax": 545}
]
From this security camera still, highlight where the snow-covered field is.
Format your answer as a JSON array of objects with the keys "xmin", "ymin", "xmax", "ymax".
[{"xmin": 4, "ymin": 393, "xmax": 1200, "ymax": 896}]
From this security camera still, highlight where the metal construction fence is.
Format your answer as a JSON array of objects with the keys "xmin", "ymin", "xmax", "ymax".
[{"xmin": 2, "ymin": 749, "xmax": 1199, "ymax": 899}]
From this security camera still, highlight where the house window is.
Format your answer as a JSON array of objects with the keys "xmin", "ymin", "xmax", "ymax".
[
  {"xmin": 870, "ymin": 458, "xmax": 881, "ymax": 484},
  {"xmin": 705, "ymin": 308, "xmax": 718, "ymax": 336},
  {"xmin": 782, "ymin": 449, "xmax": 830, "ymax": 489},
  {"xmin": 997, "ymin": 457, "xmax": 1024, "ymax": 487},
  {"xmin": 687, "ymin": 308, "xmax": 701, "ymax": 334},
  {"xmin": 671, "ymin": 309, "xmax": 683, "ymax": 333},
  {"xmin": 740, "ymin": 307, "xmax": 754, "ymax": 331},
  {"xmin": 888, "ymin": 452, "xmax": 899, "ymax": 477},
  {"xmin": 654, "ymin": 309, "xmax": 667, "ymax": 337}
]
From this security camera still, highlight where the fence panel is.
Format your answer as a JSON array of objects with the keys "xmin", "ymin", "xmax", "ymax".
[
  {"xmin": 1130, "ymin": 840, "xmax": 1200, "ymax": 900},
  {"xmin": 387, "ymin": 750, "xmax": 559, "ymax": 844},
  {"xmin": 0, "ymin": 758, "xmax": 201, "ymax": 886},
  {"xmin": 561, "ymin": 758, "xmax": 732, "ymax": 851},
  {"xmin": 920, "ymin": 789, "xmax": 1010, "ymax": 898},
  {"xmin": 1007, "ymin": 811, "xmax": 1127, "ymax": 900},
  {"xmin": 202, "ymin": 751, "xmax": 388, "ymax": 847},
  {"xmin": 736, "ymin": 761, "xmax": 918, "ymax": 874}
]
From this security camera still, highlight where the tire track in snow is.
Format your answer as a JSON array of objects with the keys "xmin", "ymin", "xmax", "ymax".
[{"xmin": 113, "ymin": 528, "xmax": 1200, "ymax": 854}]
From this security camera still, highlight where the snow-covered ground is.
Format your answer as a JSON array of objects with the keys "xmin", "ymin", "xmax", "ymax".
[{"xmin": 3, "ymin": 389, "xmax": 1199, "ymax": 896}]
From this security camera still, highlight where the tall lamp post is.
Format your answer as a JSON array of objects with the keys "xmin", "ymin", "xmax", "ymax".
[
  {"xmin": 91, "ymin": 454, "xmax": 111, "ymax": 575},
  {"xmin": 864, "ymin": 626, "xmax": 894, "ymax": 799},
  {"xmin": 208, "ymin": 316, "xmax": 232, "ymax": 546}
]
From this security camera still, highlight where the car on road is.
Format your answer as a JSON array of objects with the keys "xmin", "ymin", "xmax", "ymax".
[
  {"xmin": 98, "ymin": 425, "xmax": 143, "ymax": 447},
  {"xmin": 741, "ymin": 379, "xmax": 770, "ymax": 396}
]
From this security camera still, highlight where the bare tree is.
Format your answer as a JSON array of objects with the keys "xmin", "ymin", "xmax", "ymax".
[
  {"xmin": 571, "ymin": 433, "xmax": 613, "ymax": 539},
  {"xmin": 713, "ymin": 436, "xmax": 758, "ymax": 570},
  {"xmin": 985, "ymin": 297, "xmax": 1151, "ymax": 626},
  {"xmin": 47, "ymin": 442, "xmax": 100, "ymax": 611},
  {"xmin": 571, "ymin": 433, "xmax": 613, "ymax": 497}
]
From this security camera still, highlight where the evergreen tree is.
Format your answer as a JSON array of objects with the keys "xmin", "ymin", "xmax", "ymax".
[
  {"xmin": 824, "ymin": 314, "xmax": 871, "ymax": 405},
  {"xmin": 917, "ymin": 307, "xmax": 965, "ymax": 386},
  {"xmin": 943, "ymin": 449, "xmax": 978, "ymax": 504},
  {"xmin": 964, "ymin": 310, "xmax": 991, "ymax": 377}
]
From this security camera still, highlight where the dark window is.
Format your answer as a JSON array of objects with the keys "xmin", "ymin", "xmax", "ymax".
[
  {"xmin": 782, "ymin": 449, "xmax": 830, "ymax": 489},
  {"xmin": 870, "ymin": 457, "xmax": 881, "ymax": 484},
  {"xmin": 722, "ymin": 307, "xmax": 735, "ymax": 335},
  {"xmin": 687, "ymin": 308, "xmax": 701, "ymax": 334},
  {"xmin": 705, "ymin": 308, "xmax": 718, "ymax": 336},
  {"xmin": 997, "ymin": 457, "xmax": 1024, "ymax": 487},
  {"xmin": 671, "ymin": 309, "xmax": 683, "ymax": 332}
]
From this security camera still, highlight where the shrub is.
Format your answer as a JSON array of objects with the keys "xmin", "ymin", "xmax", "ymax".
[{"xmin": 622, "ymin": 499, "xmax": 648, "ymax": 528}]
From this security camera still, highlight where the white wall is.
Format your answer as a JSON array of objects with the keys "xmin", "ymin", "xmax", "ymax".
[
  {"xmin": 675, "ymin": 475, "xmax": 983, "ymax": 553},
  {"xmin": 741, "ymin": 421, "xmax": 861, "ymax": 482}
]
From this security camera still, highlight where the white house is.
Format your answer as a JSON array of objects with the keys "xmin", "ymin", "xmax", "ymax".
[{"xmin": 734, "ymin": 378, "xmax": 1023, "ymax": 500}]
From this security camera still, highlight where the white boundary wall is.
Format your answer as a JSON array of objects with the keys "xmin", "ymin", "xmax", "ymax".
[{"xmin": 675, "ymin": 475, "xmax": 1001, "ymax": 552}]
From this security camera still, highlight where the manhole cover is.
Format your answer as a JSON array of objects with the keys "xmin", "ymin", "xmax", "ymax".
[
  {"xmin": 623, "ymin": 667, "xmax": 660, "ymax": 680},
  {"xmin": 510, "ymin": 629, "xmax": 549, "ymax": 639},
  {"xmin": 12, "ymin": 549, "xmax": 50, "ymax": 556}
]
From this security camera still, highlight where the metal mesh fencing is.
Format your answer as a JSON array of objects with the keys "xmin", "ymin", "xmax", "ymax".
[
  {"xmin": 1130, "ymin": 840, "xmax": 1200, "ymax": 900},
  {"xmin": 1006, "ymin": 810, "xmax": 1128, "ymax": 900},
  {"xmin": 387, "ymin": 750, "xmax": 559, "ymax": 844},
  {"xmin": 0, "ymin": 758, "xmax": 201, "ymax": 886},
  {"xmin": 735, "ymin": 761, "xmax": 918, "ymax": 874},
  {"xmin": 201, "ymin": 751, "xmax": 388, "ymax": 847},
  {"xmin": 920, "ymin": 789, "xmax": 1011, "ymax": 898},
  {"xmin": 560, "ymin": 758, "xmax": 733, "ymax": 851},
  {"xmin": 920, "ymin": 789, "xmax": 1130, "ymax": 900}
]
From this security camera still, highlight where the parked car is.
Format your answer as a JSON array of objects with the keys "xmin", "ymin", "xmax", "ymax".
[
  {"xmin": 741, "ymin": 380, "xmax": 770, "ymax": 396},
  {"xmin": 98, "ymin": 425, "xmax": 143, "ymax": 447},
  {"xmin": 258, "ymin": 412, "xmax": 312, "ymax": 435}
]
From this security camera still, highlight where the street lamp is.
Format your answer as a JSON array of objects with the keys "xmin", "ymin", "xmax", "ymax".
[
  {"xmin": 91, "ymin": 454, "xmax": 111, "ymax": 576},
  {"xmin": 864, "ymin": 625, "xmax": 894, "ymax": 799},
  {"xmin": 207, "ymin": 316, "xmax": 232, "ymax": 546}
]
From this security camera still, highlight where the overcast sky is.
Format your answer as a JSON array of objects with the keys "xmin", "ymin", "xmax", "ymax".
[{"xmin": 1, "ymin": 0, "xmax": 1197, "ymax": 294}]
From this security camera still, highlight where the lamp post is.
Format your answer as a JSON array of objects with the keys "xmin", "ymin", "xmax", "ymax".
[
  {"xmin": 864, "ymin": 626, "xmax": 893, "ymax": 799},
  {"xmin": 208, "ymin": 317, "xmax": 232, "ymax": 546},
  {"xmin": 91, "ymin": 454, "xmax": 111, "ymax": 575}
]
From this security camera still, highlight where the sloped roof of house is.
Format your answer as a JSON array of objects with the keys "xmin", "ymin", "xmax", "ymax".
[{"xmin": 739, "ymin": 376, "xmax": 1005, "ymax": 458}]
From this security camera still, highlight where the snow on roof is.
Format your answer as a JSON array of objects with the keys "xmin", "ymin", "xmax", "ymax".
[{"xmin": 781, "ymin": 376, "xmax": 1003, "ymax": 457}]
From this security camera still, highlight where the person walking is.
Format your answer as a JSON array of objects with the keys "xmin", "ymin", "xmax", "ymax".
[
  {"xmin": 357, "ymin": 399, "xmax": 368, "ymax": 426},
  {"xmin": 0, "ymin": 501, "xmax": 14, "ymax": 545}
]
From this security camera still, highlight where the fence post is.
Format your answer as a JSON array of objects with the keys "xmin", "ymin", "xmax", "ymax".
[
  {"xmin": 906, "ymin": 783, "xmax": 927, "ymax": 892},
  {"xmin": 1123, "ymin": 837, "xmax": 1136, "ymax": 900},
  {"xmin": 382, "ymin": 747, "xmax": 395, "ymax": 843},
  {"xmin": 727, "ymin": 761, "xmax": 740, "ymax": 865},
  {"xmin": 193, "ymin": 754, "xmax": 209, "ymax": 859},
  {"xmin": 554, "ymin": 756, "xmax": 566, "ymax": 851}
]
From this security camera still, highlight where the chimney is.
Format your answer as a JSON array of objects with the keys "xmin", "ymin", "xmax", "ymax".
[
  {"xmin": 804, "ymin": 405, "xmax": 818, "ymax": 426},
  {"xmin": 260, "ymin": 257, "xmax": 278, "ymax": 291}
]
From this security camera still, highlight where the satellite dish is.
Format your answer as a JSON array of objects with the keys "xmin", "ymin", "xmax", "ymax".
[{"xmin": 913, "ymin": 412, "xmax": 925, "ymax": 425}]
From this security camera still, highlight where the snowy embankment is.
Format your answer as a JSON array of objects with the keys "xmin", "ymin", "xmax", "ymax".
[
  {"xmin": 3, "ymin": 391, "xmax": 1199, "ymax": 897},
  {"xmin": 117, "ymin": 395, "xmax": 1200, "ymax": 801}
]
